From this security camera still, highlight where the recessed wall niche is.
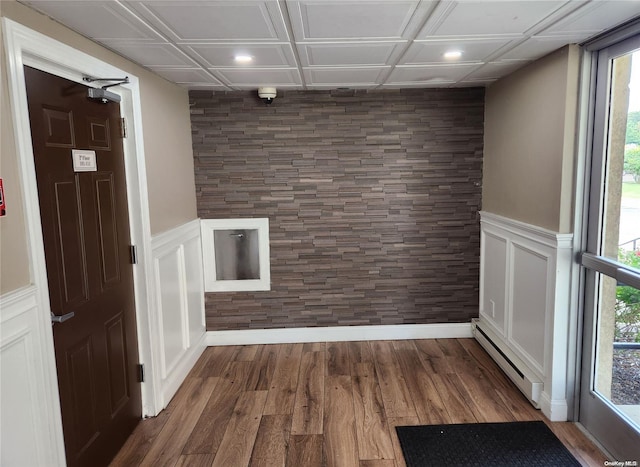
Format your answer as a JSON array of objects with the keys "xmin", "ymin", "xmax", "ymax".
[{"xmin": 201, "ymin": 218, "xmax": 270, "ymax": 292}]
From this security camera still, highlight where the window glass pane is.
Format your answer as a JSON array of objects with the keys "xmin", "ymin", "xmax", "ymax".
[
  {"xmin": 593, "ymin": 274, "xmax": 640, "ymax": 429},
  {"xmin": 602, "ymin": 50, "xmax": 640, "ymax": 274}
]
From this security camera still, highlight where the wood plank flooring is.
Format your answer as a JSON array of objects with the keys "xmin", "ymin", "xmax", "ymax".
[{"xmin": 111, "ymin": 339, "xmax": 606, "ymax": 467}]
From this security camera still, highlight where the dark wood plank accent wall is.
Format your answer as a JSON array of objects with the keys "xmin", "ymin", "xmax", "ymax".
[{"xmin": 190, "ymin": 88, "xmax": 484, "ymax": 331}]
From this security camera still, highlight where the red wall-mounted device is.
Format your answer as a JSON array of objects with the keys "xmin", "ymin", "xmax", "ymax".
[{"xmin": 0, "ymin": 178, "xmax": 6, "ymax": 217}]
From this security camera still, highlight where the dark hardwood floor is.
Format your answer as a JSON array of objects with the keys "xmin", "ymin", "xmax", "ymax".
[{"xmin": 111, "ymin": 339, "xmax": 606, "ymax": 466}]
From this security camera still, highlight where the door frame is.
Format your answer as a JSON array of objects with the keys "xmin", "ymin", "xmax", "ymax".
[
  {"xmin": 2, "ymin": 18, "xmax": 161, "ymax": 461},
  {"xmin": 577, "ymin": 31, "xmax": 640, "ymax": 459}
]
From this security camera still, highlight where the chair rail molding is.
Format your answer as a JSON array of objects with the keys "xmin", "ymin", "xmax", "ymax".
[{"xmin": 478, "ymin": 211, "xmax": 574, "ymax": 421}]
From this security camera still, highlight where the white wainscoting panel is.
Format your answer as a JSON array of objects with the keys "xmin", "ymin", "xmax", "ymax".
[
  {"xmin": 479, "ymin": 211, "xmax": 573, "ymax": 421},
  {"xmin": 155, "ymin": 250, "xmax": 186, "ymax": 378},
  {"xmin": 0, "ymin": 286, "xmax": 65, "ymax": 466},
  {"xmin": 184, "ymin": 235, "xmax": 207, "ymax": 344},
  {"xmin": 151, "ymin": 219, "xmax": 206, "ymax": 407},
  {"xmin": 510, "ymin": 243, "xmax": 549, "ymax": 374},
  {"xmin": 480, "ymin": 231, "xmax": 508, "ymax": 335}
]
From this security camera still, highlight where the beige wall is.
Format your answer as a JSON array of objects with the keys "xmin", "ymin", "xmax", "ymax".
[
  {"xmin": 0, "ymin": 1, "xmax": 197, "ymax": 294},
  {"xmin": 141, "ymin": 77, "xmax": 197, "ymax": 235},
  {"xmin": 483, "ymin": 45, "xmax": 581, "ymax": 233}
]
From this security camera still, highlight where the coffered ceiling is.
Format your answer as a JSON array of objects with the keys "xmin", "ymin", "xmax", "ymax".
[{"xmin": 19, "ymin": 0, "xmax": 640, "ymax": 90}]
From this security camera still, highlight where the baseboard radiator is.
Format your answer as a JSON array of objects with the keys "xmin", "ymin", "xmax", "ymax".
[{"xmin": 471, "ymin": 319, "xmax": 543, "ymax": 408}]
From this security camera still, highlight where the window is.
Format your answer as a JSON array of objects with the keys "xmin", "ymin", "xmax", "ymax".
[{"xmin": 201, "ymin": 218, "xmax": 271, "ymax": 292}]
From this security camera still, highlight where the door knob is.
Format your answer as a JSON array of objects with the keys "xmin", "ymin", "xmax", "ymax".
[{"xmin": 51, "ymin": 311, "xmax": 75, "ymax": 324}]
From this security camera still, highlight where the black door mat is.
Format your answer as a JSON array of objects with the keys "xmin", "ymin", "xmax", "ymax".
[{"xmin": 396, "ymin": 420, "xmax": 581, "ymax": 466}]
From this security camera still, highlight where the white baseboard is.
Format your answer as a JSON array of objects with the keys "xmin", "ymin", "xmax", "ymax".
[
  {"xmin": 206, "ymin": 322, "xmax": 472, "ymax": 346},
  {"xmin": 539, "ymin": 391, "xmax": 569, "ymax": 422}
]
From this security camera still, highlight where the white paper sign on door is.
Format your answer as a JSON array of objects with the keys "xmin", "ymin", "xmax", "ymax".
[{"xmin": 72, "ymin": 149, "xmax": 97, "ymax": 172}]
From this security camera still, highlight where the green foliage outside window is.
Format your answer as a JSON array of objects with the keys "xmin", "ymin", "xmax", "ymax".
[
  {"xmin": 627, "ymin": 111, "xmax": 640, "ymax": 145},
  {"xmin": 616, "ymin": 249, "xmax": 640, "ymax": 342},
  {"xmin": 624, "ymin": 146, "xmax": 640, "ymax": 183}
]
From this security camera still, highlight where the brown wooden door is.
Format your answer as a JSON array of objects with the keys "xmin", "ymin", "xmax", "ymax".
[{"xmin": 24, "ymin": 66, "xmax": 141, "ymax": 467}]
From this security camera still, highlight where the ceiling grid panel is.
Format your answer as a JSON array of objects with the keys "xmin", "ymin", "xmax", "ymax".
[
  {"xmin": 115, "ymin": 0, "xmax": 233, "ymax": 88},
  {"xmin": 16, "ymin": 0, "xmax": 640, "ymax": 89},
  {"xmin": 277, "ymin": 0, "xmax": 308, "ymax": 89}
]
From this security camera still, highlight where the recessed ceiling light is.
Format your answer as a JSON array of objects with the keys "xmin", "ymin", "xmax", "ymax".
[
  {"xmin": 234, "ymin": 54, "xmax": 253, "ymax": 63},
  {"xmin": 443, "ymin": 50, "xmax": 463, "ymax": 60}
]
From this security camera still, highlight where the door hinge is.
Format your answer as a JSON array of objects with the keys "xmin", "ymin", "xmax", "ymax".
[
  {"xmin": 136, "ymin": 363, "xmax": 145, "ymax": 383},
  {"xmin": 120, "ymin": 117, "xmax": 127, "ymax": 138},
  {"xmin": 129, "ymin": 245, "xmax": 138, "ymax": 264}
]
